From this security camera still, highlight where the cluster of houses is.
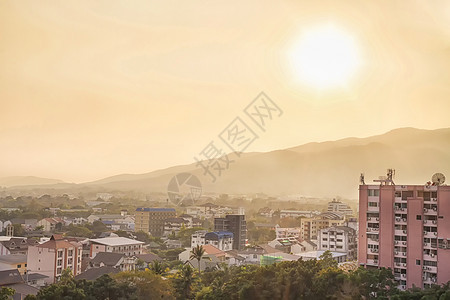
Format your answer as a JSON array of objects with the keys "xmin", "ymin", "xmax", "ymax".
[{"xmin": 0, "ymin": 234, "xmax": 161, "ymax": 298}]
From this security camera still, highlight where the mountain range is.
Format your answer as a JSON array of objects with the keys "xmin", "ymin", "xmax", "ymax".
[{"xmin": 1, "ymin": 127, "xmax": 449, "ymax": 198}]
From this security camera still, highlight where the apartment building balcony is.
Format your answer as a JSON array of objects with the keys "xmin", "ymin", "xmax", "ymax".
[
  {"xmin": 368, "ymin": 206, "xmax": 379, "ymax": 213},
  {"xmin": 394, "ymin": 262, "xmax": 407, "ymax": 268},
  {"xmin": 423, "ymin": 207, "xmax": 438, "ymax": 215},
  {"xmin": 395, "ymin": 229, "xmax": 407, "ymax": 236},
  {"xmin": 423, "ymin": 253, "xmax": 437, "ymax": 261},
  {"xmin": 422, "ymin": 265, "xmax": 437, "ymax": 274},
  {"xmin": 424, "ymin": 220, "xmax": 438, "ymax": 226},
  {"xmin": 366, "ymin": 227, "xmax": 379, "ymax": 234},
  {"xmin": 394, "ymin": 251, "xmax": 407, "ymax": 257},
  {"xmin": 398, "ymin": 285, "xmax": 407, "ymax": 291},
  {"xmin": 423, "ymin": 276, "xmax": 437, "ymax": 284},
  {"xmin": 367, "ymin": 217, "xmax": 380, "ymax": 223},
  {"xmin": 424, "ymin": 231, "xmax": 438, "ymax": 238},
  {"xmin": 394, "ymin": 273, "xmax": 406, "ymax": 281},
  {"xmin": 394, "ymin": 207, "xmax": 407, "ymax": 212},
  {"xmin": 423, "ymin": 197, "xmax": 438, "ymax": 203},
  {"xmin": 395, "ymin": 217, "xmax": 407, "ymax": 224},
  {"xmin": 366, "ymin": 259, "xmax": 379, "ymax": 266},
  {"xmin": 369, "ymin": 248, "xmax": 379, "ymax": 254},
  {"xmin": 368, "ymin": 239, "xmax": 379, "ymax": 246},
  {"xmin": 394, "ymin": 240, "xmax": 407, "ymax": 246}
]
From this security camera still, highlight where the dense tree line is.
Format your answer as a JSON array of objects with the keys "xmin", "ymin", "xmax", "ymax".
[{"xmin": 16, "ymin": 252, "xmax": 450, "ymax": 300}]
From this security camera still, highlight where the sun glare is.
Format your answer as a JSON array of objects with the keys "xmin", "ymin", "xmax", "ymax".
[{"xmin": 289, "ymin": 25, "xmax": 361, "ymax": 90}]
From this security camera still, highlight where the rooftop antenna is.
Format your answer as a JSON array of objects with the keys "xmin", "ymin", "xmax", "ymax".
[
  {"xmin": 387, "ymin": 168, "xmax": 395, "ymax": 185},
  {"xmin": 373, "ymin": 168, "xmax": 395, "ymax": 185},
  {"xmin": 431, "ymin": 173, "xmax": 446, "ymax": 186},
  {"xmin": 360, "ymin": 173, "xmax": 365, "ymax": 185}
]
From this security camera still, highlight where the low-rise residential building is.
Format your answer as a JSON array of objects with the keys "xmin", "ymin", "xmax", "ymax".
[
  {"xmin": 185, "ymin": 255, "xmax": 221, "ymax": 272},
  {"xmin": 135, "ymin": 208, "xmax": 176, "ymax": 236},
  {"xmin": 11, "ymin": 219, "xmax": 38, "ymax": 231},
  {"xmin": 296, "ymin": 250, "xmax": 348, "ymax": 263},
  {"xmin": 88, "ymin": 252, "xmax": 137, "ymax": 271},
  {"xmin": 268, "ymin": 238, "xmax": 298, "ymax": 253},
  {"xmin": 275, "ymin": 225, "xmax": 301, "ymax": 239},
  {"xmin": 164, "ymin": 239, "xmax": 183, "ymax": 249},
  {"xmin": 25, "ymin": 273, "xmax": 49, "ymax": 288},
  {"xmin": 191, "ymin": 230, "xmax": 208, "ymax": 248},
  {"xmin": 327, "ymin": 199, "xmax": 354, "ymax": 216},
  {"xmin": 300, "ymin": 212, "xmax": 346, "ymax": 240},
  {"xmin": 0, "ymin": 237, "xmax": 39, "ymax": 256},
  {"xmin": 75, "ymin": 266, "xmax": 120, "ymax": 281},
  {"xmin": 89, "ymin": 237, "xmax": 144, "ymax": 258},
  {"xmin": 27, "ymin": 235, "xmax": 83, "ymax": 284},
  {"xmin": 185, "ymin": 204, "xmax": 244, "ymax": 219},
  {"xmin": 135, "ymin": 253, "xmax": 162, "ymax": 269},
  {"xmin": 254, "ymin": 223, "xmax": 276, "ymax": 230},
  {"xmin": 237, "ymin": 247, "xmax": 265, "ymax": 264},
  {"xmin": 163, "ymin": 217, "xmax": 189, "ymax": 236},
  {"xmin": 163, "ymin": 215, "xmax": 202, "ymax": 237},
  {"xmin": 205, "ymin": 232, "xmax": 234, "ymax": 251},
  {"xmin": 179, "ymin": 214, "xmax": 202, "ymax": 227},
  {"xmin": 0, "ymin": 220, "xmax": 12, "ymax": 232},
  {"xmin": 63, "ymin": 217, "xmax": 88, "ymax": 226},
  {"xmin": 280, "ymin": 210, "xmax": 319, "ymax": 219},
  {"xmin": 37, "ymin": 217, "xmax": 65, "ymax": 232},
  {"xmin": 298, "ymin": 240, "xmax": 318, "ymax": 252},
  {"xmin": 318, "ymin": 226, "xmax": 357, "ymax": 260},
  {"xmin": 258, "ymin": 207, "xmax": 274, "ymax": 218},
  {"xmin": 179, "ymin": 244, "xmax": 226, "ymax": 262},
  {"xmin": 87, "ymin": 214, "xmax": 135, "ymax": 231},
  {"xmin": 0, "ymin": 269, "xmax": 39, "ymax": 299},
  {"xmin": 191, "ymin": 230, "xmax": 234, "ymax": 251},
  {"xmin": 0, "ymin": 254, "xmax": 27, "ymax": 275}
]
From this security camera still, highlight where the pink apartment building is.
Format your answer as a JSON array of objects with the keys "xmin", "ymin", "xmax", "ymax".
[
  {"xmin": 359, "ymin": 182, "xmax": 450, "ymax": 290},
  {"xmin": 27, "ymin": 235, "xmax": 83, "ymax": 284}
]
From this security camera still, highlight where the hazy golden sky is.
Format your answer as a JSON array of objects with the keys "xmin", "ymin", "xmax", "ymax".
[{"xmin": 1, "ymin": 0, "xmax": 450, "ymax": 182}]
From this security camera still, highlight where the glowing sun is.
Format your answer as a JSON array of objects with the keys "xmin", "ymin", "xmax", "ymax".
[{"xmin": 289, "ymin": 25, "xmax": 361, "ymax": 89}]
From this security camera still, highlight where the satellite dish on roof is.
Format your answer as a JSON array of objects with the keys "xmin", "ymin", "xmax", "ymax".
[{"xmin": 431, "ymin": 173, "xmax": 446, "ymax": 186}]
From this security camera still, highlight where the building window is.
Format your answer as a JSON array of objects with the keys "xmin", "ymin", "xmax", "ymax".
[
  {"xmin": 368, "ymin": 202, "xmax": 378, "ymax": 207},
  {"xmin": 416, "ymin": 215, "xmax": 421, "ymax": 220},
  {"xmin": 17, "ymin": 264, "xmax": 21, "ymax": 268},
  {"xmin": 368, "ymin": 189, "xmax": 380, "ymax": 196},
  {"xmin": 416, "ymin": 260, "xmax": 421, "ymax": 265}
]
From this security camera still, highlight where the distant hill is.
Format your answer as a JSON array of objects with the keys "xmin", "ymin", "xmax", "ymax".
[
  {"xmin": 0, "ymin": 176, "xmax": 65, "ymax": 187},
  {"xmin": 4, "ymin": 127, "xmax": 450, "ymax": 198},
  {"xmin": 82, "ymin": 127, "xmax": 450, "ymax": 198}
]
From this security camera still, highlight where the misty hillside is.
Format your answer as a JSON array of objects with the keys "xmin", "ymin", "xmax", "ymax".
[
  {"xmin": 0, "ymin": 176, "xmax": 65, "ymax": 187},
  {"xmin": 81, "ymin": 127, "xmax": 450, "ymax": 198}
]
